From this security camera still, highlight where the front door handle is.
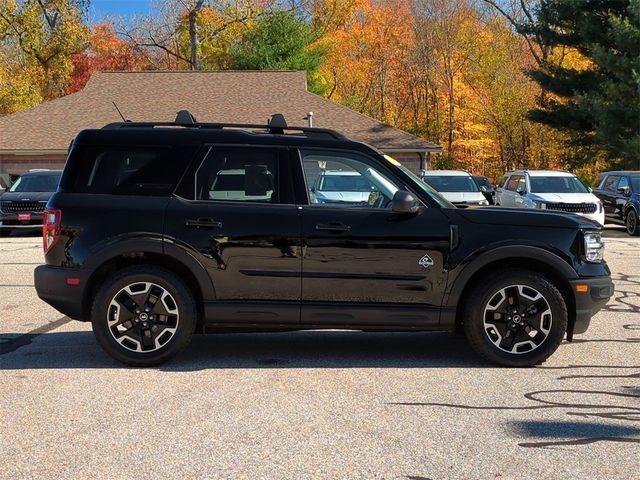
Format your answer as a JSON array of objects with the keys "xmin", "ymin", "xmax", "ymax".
[
  {"xmin": 315, "ymin": 222, "xmax": 351, "ymax": 232},
  {"xmin": 185, "ymin": 217, "xmax": 222, "ymax": 229}
]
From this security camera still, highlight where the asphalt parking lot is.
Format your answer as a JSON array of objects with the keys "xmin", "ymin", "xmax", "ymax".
[{"xmin": 1, "ymin": 228, "xmax": 638, "ymax": 479}]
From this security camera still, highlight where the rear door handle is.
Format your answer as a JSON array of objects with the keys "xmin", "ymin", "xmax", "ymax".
[
  {"xmin": 315, "ymin": 222, "xmax": 351, "ymax": 232},
  {"xmin": 185, "ymin": 217, "xmax": 222, "ymax": 229}
]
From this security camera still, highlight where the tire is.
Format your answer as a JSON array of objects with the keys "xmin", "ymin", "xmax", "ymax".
[
  {"xmin": 463, "ymin": 269, "xmax": 567, "ymax": 367},
  {"xmin": 625, "ymin": 209, "xmax": 640, "ymax": 236},
  {"xmin": 91, "ymin": 266, "xmax": 197, "ymax": 367}
]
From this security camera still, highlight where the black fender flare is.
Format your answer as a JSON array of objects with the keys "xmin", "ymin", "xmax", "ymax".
[
  {"xmin": 83, "ymin": 236, "xmax": 215, "ymax": 302},
  {"xmin": 444, "ymin": 245, "xmax": 577, "ymax": 309}
]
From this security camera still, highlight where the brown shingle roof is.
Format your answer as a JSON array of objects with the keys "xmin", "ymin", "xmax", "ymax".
[{"xmin": 0, "ymin": 71, "xmax": 441, "ymax": 152}]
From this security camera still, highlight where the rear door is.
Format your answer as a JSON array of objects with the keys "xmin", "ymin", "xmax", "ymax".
[
  {"xmin": 600, "ymin": 175, "xmax": 620, "ymax": 217},
  {"xmin": 298, "ymin": 149, "xmax": 450, "ymax": 327},
  {"xmin": 165, "ymin": 145, "xmax": 302, "ymax": 324}
]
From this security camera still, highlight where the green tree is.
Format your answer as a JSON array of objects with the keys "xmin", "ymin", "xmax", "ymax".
[
  {"xmin": 229, "ymin": 11, "xmax": 328, "ymax": 94},
  {"xmin": 525, "ymin": 0, "xmax": 640, "ymax": 170}
]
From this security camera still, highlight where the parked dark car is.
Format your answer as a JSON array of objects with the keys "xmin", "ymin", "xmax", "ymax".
[
  {"xmin": 592, "ymin": 171, "xmax": 640, "ymax": 236},
  {"xmin": 472, "ymin": 175, "xmax": 495, "ymax": 205},
  {"xmin": 34, "ymin": 112, "xmax": 613, "ymax": 367},
  {"xmin": 0, "ymin": 169, "xmax": 62, "ymax": 236}
]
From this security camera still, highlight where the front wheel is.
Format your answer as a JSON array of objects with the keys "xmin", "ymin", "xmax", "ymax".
[
  {"xmin": 91, "ymin": 266, "xmax": 197, "ymax": 366},
  {"xmin": 463, "ymin": 269, "xmax": 567, "ymax": 367},
  {"xmin": 626, "ymin": 209, "xmax": 640, "ymax": 236}
]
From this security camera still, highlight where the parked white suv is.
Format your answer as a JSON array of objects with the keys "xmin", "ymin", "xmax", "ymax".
[
  {"xmin": 495, "ymin": 170, "xmax": 604, "ymax": 225},
  {"xmin": 421, "ymin": 170, "xmax": 489, "ymax": 206}
]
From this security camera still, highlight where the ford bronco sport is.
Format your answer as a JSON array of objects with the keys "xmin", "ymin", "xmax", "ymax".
[{"xmin": 34, "ymin": 112, "xmax": 613, "ymax": 367}]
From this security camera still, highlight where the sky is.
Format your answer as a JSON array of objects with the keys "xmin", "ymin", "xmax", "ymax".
[{"xmin": 89, "ymin": 0, "xmax": 154, "ymax": 24}]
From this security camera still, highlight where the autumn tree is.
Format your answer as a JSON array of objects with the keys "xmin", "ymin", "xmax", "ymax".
[
  {"xmin": 0, "ymin": 0, "xmax": 89, "ymax": 100},
  {"xmin": 526, "ymin": 0, "xmax": 640, "ymax": 170}
]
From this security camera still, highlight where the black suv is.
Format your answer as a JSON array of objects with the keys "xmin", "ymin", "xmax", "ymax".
[
  {"xmin": 34, "ymin": 112, "xmax": 613, "ymax": 367},
  {"xmin": 592, "ymin": 171, "xmax": 640, "ymax": 236},
  {"xmin": 0, "ymin": 169, "xmax": 62, "ymax": 236}
]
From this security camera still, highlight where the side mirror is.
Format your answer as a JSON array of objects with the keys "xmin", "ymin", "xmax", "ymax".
[
  {"xmin": 618, "ymin": 186, "xmax": 630, "ymax": 196},
  {"xmin": 392, "ymin": 190, "xmax": 420, "ymax": 214},
  {"xmin": 480, "ymin": 185, "xmax": 488, "ymax": 192},
  {"xmin": 516, "ymin": 187, "xmax": 526, "ymax": 195}
]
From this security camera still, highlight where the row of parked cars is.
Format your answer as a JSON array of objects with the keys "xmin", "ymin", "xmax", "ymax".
[
  {"xmin": 420, "ymin": 169, "xmax": 640, "ymax": 236},
  {"xmin": 0, "ymin": 166, "xmax": 638, "ymax": 237}
]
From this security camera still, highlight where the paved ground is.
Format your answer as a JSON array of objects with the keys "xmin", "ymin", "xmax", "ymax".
[{"xmin": 1, "ymin": 228, "xmax": 638, "ymax": 480}]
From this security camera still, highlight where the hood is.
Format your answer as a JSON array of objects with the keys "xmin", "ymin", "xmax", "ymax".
[
  {"xmin": 0, "ymin": 191, "xmax": 53, "ymax": 202},
  {"xmin": 440, "ymin": 191, "xmax": 485, "ymax": 203},
  {"xmin": 454, "ymin": 206, "xmax": 601, "ymax": 229},
  {"xmin": 528, "ymin": 192, "xmax": 600, "ymax": 204}
]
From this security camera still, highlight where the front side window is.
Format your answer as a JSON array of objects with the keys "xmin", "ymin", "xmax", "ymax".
[
  {"xmin": 506, "ymin": 175, "xmax": 523, "ymax": 191},
  {"xmin": 301, "ymin": 150, "xmax": 400, "ymax": 208},
  {"xmin": 195, "ymin": 147, "xmax": 279, "ymax": 203},
  {"xmin": 603, "ymin": 175, "xmax": 620, "ymax": 192}
]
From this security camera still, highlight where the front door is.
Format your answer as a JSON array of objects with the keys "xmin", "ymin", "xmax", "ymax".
[
  {"xmin": 298, "ymin": 149, "xmax": 450, "ymax": 327},
  {"xmin": 165, "ymin": 145, "xmax": 301, "ymax": 324}
]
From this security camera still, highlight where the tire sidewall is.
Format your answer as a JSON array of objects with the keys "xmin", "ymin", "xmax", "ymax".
[
  {"xmin": 464, "ymin": 271, "xmax": 567, "ymax": 367},
  {"xmin": 91, "ymin": 267, "xmax": 197, "ymax": 366},
  {"xmin": 626, "ymin": 209, "xmax": 639, "ymax": 236}
]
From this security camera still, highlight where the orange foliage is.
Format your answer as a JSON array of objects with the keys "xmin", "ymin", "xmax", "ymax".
[{"xmin": 67, "ymin": 23, "xmax": 148, "ymax": 93}]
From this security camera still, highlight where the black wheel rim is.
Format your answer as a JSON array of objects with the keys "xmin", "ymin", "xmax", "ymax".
[
  {"xmin": 482, "ymin": 284, "xmax": 552, "ymax": 354},
  {"xmin": 107, "ymin": 282, "xmax": 180, "ymax": 353},
  {"xmin": 627, "ymin": 212, "xmax": 637, "ymax": 234}
]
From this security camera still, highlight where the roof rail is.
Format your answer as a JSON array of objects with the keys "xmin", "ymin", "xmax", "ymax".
[{"xmin": 102, "ymin": 111, "xmax": 348, "ymax": 141}]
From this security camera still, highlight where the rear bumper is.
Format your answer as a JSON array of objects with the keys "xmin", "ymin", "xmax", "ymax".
[
  {"xmin": 570, "ymin": 276, "xmax": 614, "ymax": 334},
  {"xmin": 34, "ymin": 265, "xmax": 88, "ymax": 321}
]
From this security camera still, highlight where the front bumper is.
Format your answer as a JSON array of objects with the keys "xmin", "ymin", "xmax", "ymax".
[
  {"xmin": 0, "ymin": 212, "xmax": 44, "ymax": 229},
  {"xmin": 570, "ymin": 276, "xmax": 614, "ymax": 335},
  {"xmin": 34, "ymin": 265, "xmax": 89, "ymax": 321}
]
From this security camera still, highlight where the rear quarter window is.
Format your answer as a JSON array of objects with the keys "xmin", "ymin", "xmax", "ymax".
[{"xmin": 63, "ymin": 145, "xmax": 190, "ymax": 195}]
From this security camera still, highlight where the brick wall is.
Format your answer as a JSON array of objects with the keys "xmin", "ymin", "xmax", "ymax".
[{"xmin": 0, "ymin": 154, "xmax": 67, "ymax": 177}]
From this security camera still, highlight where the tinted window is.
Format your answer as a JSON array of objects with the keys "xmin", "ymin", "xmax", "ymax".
[
  {"xmin": 631, "ymin": 177, "xmax": 640, "ymax": 192},
  {"xmin": 529, "ymin": 176, "xmax": 589, "ymax": 193},
  {"xmin": 302, "ymin": 150, "xmax": 400, "ymax": 208},
  {"xmin": 603, "ymin": 175, "xmax": 620, "ymax": 192},
  {"xmin": 506, "ymin": 175, "xmax": 523, "ymax": 191},
  {"xmin": 423, "ymin": 175, "xmax": 479, "ymax": 192},
  {"xmin": 8, "ymin": 174, "xmax": 60, "ymax": 193},
  {"xmin": 473, "ymin": 176, "xmax": 492, "ymax": 190},
  {"xmin": 68, "ymin": 146, "xmax": 185, "ymax": 195},
  {"xmin": 195, "ymin": 147, "xmax": 279, "ymax": 203}
]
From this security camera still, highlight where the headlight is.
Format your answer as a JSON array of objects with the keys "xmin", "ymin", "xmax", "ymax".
[
  {"xmin": 584, "ymin": 231, "xmax": 605, "ymax": 262},
  {"xmin": 533, "ymin": 201, "xmax": 546, "ymax": 209}
]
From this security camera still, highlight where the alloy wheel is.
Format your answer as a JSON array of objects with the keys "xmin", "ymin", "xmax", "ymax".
[
  {"xmin": 107, "ymin": 282, "xmax": 180, "ymax": 353},
  {"xmin": 482, "ymin": 284, "xmax": 552, "ymax": 354},
  {"xmin": 627, "ymin": 211, "xmax": 637, "ymax": 235}
]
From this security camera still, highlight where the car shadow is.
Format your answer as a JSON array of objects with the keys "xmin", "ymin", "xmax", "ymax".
[
  {"xmin": 602, "ymin": 225, "xmax": 631, "ymax": 238},
  {"xmin": 511, "ymin": 420, "xmax": 640, "ymax": 448},
  {"xmin": 0, "ymin": 330, "xmax": 490, "ymax": 370}
]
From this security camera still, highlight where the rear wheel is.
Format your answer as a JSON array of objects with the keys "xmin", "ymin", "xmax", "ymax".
[
  {"xmin": 626, "ymin": 209, "xmax": 640, "ymax": 236},
  {"xmin": 463, "ymin": 269, "xmax": 567, "ymax": 367},
  {"xmin": 91, "ymin": 266, "xmax": 197, "ymax": 366}
]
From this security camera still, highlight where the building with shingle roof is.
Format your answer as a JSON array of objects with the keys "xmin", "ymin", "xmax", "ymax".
[{"xmin": 0, "ymin": 70, "xmax": 441, "ymax": 176}]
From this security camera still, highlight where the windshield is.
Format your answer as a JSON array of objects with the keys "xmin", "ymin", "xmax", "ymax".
[
  {"xmin": 8, "ymin": 174, "xmax": 60, "ymax": 193},
  {"xmin": 422, "ymin": 175, "xmax": 479, "ymax": 192},
  {"xmin": 529, "ymin": 176, "xmax": 589, "ymax": 193},
  {"xmin": 318, "ymin": 174, "xmax": 373, "ymax": 192},
  {"xmin": 473, "ymin": 176, "xmax": 492, "ymax": 189}
]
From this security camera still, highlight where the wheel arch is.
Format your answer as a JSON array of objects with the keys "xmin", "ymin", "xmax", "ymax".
[
  {"xmin": 82, "ymin": 246, "xmax": 214, "ymax": 323},
  {"xmin": 446, "ymin": 246, "xmax": 577, "ymax": 337}
]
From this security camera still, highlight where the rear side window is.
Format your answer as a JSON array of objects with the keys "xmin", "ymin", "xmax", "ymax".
[{"xmin": 65, "ymin": 146, "xmax": 187, "ymax": 195}]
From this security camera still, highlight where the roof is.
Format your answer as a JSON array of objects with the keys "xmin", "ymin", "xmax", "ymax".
[
  {"xmin": 422, "ymin": 170, "xmax": 472, "ymax": 176},
  {"xmin": 0, "ymin": 71, "xmax": 441, "ymax": 153},
  {"xmin": 507, "ymin": 170, "xmax": 574, "ymax": 177}
]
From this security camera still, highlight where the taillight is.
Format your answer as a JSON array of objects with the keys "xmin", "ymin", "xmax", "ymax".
[{"xmin": 43, "ymin": 209, "xmax": 62, "ymax": 253}]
